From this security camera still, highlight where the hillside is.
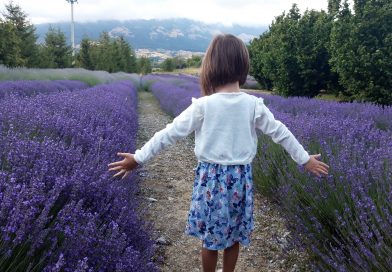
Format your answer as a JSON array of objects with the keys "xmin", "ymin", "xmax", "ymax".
[{"xmin": 35, "ymin": 18, "xmax": 267, "ymax": 52}]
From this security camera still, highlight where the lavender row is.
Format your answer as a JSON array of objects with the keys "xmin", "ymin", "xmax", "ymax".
[
  {"xmin": 0, "ymin": 80, "xmax": 89, "ymax": 99},
  {"xmin": 0, "ymin": 66, "xmax": 140, "ymax": 86},
  {"xmin": 142, "ymin": 74, "xmax": 200, "ymax": 117},
  {"xmin": 145, "ymin": 74, "xmax": 392, "ymax": 271},
  {"xmin": 0, "ymin": 81, "xmax": 157, "ymax": 271}
]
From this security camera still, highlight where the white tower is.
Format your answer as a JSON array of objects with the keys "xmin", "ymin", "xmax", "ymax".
[{"xmin": 66, "ymin": 0, "xmax": 78, "ymax": 56}]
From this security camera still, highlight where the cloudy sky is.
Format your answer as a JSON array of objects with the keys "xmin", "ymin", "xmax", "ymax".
[{"xmin": 0, "ymin": 0, "xmax": 330, "ymax": 26}]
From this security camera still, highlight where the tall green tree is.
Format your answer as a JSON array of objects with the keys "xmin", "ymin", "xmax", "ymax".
[
  {"xmin": 249, "ymin": 4, "xmax": 339, "ymax": 97},
  {"xmin": 248, "ymin": 33, "xmax": 274, "ymax": 90},
  {"xmin": 77, "ymin": 37, "xmax": 94, "ymax": 70},
  {"xmin": 92, "ymin": 32, "xmax": 112, "ymax": 71},
  {"xmin": 0, "ymin": 19, "xmax": 23, "ymax": 67},
  {"xmin": 328, "ymin": 0, "xmax": 341, "ymax": 16},
  {"xmin": 329, "ymin": 0, "xmax": 392, "ymax": 104},
  {"xmin": 42, "ymin": 26, "xmax": 72, "ymax": 68},
  {"xmin": 117, "ymin": 36, "xmax": 137, "ymax": 73},
  {"xmin": 2, "ymin": 1, "xmax": 38, "ymax": 67}
]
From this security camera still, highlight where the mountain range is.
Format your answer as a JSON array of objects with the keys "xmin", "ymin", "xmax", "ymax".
[{"xmin": 35, "ymin": 18, "xmax": 267, "ymax": 52}]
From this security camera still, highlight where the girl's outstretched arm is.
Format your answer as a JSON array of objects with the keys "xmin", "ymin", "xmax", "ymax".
[
  {"xmin": 108, "ymin": 97, "xmax": 203, "ymax": 179},
  {"xmin": 255, "ymin": 97, "xmax": 310, "ymax": 165},
  {"xmin": 255, "ymin": 97, "xmax": 329, "ymax": 176},
  {"xmin": 132, "ymin": 98, "xmax": 203, "ymax": 165}
]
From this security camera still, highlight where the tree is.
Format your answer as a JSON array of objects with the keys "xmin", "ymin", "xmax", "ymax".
[
  {"xmin": 161, "ymin": 58, "xmax": 175, "ymax": 72},
  {"xmin": 329, "ymin": 0, "xmax": 392, "ymax": 104},
  {"xmin": 328, "ymin": 0, "xmax": 341, "ymax": 16},
  {"xmin": 2, "ymin": 1, "xmax": 38, "ymax": 67},
  {"xmin": 42, "ymin": 26, "xmax": 72, "ymax": 68},
  {"xmin": 92, "ymin": 32, "xmax": 112, "ymax": 71},
  {"xmin": 137, "ymin": 57, "xmax": 152, "ymax": 74},
  {"xmin": 248, "ymin": 33, "xmax": 274, "ymax": 90},
  {"xmin": 78, "ymin": 37, "xmax": 94, "ymax": 70},
  {"xmin": 117, "ymin": 36, "xmax": 137, "ymax": 73},
  {"xmin": 186, "ymin": 55, "xmax": 202, "ymax": 68},
  {"xmin": 249, "ymin": 4, "xmax": 341, "ymax": 97},
  {"xmin": 296, "ymin": 9, "xmax": 340, "ymax": 95},
  {"xmin": 0, "ymin": 19, "xmax": 23, "ymax": 67}
]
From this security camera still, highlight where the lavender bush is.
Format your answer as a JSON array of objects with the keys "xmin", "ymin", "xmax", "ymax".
[
  {"xmin": 145, "ymin": 74, "xmax": 392, "ymax": 271},
  {"xmin": 251, "ymin": 95, "xmax": 392, "ymax": 272},
  {"xmin": 0, "ymin": 81, "xmax": 157, "ymax": 271},
  {"xmin": 0, "ymin": 80, "xmax": 88, "ymax": 99},
  {"xmin": 0, "ymin": 66, "xmax": 140, "ymax": 86},
  {"xmin": 141, "ymin": 73, "xmax": 200, "ymax": 116}
]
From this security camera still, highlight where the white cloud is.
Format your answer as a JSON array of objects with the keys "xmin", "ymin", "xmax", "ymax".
[{"xmin": 0, "ymin": 0, "xmax": 331, "ymax": 26}]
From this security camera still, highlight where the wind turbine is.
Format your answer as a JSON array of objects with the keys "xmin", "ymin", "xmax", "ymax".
[{"xmin": 66, "ymin": 0, "xmax": 78, "ymax": 57}]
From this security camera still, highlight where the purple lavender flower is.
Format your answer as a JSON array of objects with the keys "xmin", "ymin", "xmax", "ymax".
[{"xmin": 0, "ymin": 80, "xmax": 157, "ymax": 271}]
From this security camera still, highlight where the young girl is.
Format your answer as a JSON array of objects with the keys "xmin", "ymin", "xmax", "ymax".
[{"xmin": 108, "ymin": 34, "xmax": 329, "ymax": 272}]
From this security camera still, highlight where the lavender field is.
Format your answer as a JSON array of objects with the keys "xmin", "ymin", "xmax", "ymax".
[
  {"xmin": 0, "ymin": 80, "xmax": 157, "ymax": 271},
  {"xmin": 144, "ymin": 74, "xmax": 392, "ymax": 271}
]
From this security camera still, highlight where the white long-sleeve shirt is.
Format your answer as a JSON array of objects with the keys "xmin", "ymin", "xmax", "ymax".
[{"xmin": 134, "ymin": 92, "xmax": 310, "ymax": 166}]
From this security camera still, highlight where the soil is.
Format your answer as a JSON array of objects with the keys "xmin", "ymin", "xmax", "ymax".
[{"xmin": 136, "ymin": 91, "xmax": 310, "ymax": 272}]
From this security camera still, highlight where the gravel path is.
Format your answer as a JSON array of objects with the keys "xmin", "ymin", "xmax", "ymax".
[{"xmin": 136, "ymin": 91, "xmax": 310, "ymax": 272}]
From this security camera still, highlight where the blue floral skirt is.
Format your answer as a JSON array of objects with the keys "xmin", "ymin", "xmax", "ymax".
[{"xmin": 185, "ymin": 161, "xmax": 254, "ymax": 250}]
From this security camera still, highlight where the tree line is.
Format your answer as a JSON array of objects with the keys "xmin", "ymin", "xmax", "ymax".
[
  {"xmin": 159, "ymin": 55, "xmax": 202, "ymax": 72},
  {"xmin": 248, "ymin": 0, "xmax": 392, "ymax": 105},
  {"xmin": 0, "ymin": 2, "xmax": 152, "ymax": 74}
]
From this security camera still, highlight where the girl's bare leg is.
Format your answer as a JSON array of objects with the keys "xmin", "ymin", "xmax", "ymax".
[
  {"xmin": 223, "ymin": 242, "xmax": 239, "ymax": 272},
  {"xmin": 201, "ymin": 244, "xmax": 218, "ymax": 272}
]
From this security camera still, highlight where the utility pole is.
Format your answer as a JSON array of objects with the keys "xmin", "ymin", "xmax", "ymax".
[{"xmin": 66, "ymin": 0, "xmax": 78, "ymax": 57}]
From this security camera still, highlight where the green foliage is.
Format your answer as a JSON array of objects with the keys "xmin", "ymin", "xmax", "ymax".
[
  {"xmin": 329, "ymin": 0, "xmax": 392, "ymax": 105},
  {"xmin": 0, "ymin": 2, "xmax": 38, "ymax": 67},
  {"xmin": 161, "ymin": 58, "xmax": 175, "ymax": 72},
  {"xmin": 78, "ymin": 37, "xmax": 94, "ymax": 70},
  {"xmin": 0, "ymin": 2, "xmax": 141, "ymax": 74},
  {"xmin": 248, "ymin": 36, "xmax": 273, "ymax": 90},
  {"xmin": 250, "ymin": 0, "xmax": 392, "ymax": 105},
  {"xmin": 83, "ymin": 32, "xmax": 138, "ymax": 73},
  {"xmin": 160, "ymin": 56, "xmax": 199, "ymax": 72},
  {"xmin": 137, "ymin": 57, "xmax": 152, "ymax": 74},
  {"xmin": 40, "ymin": 26, "xmax": 72, "ymax": 68},
  {"xmin": 117, "ymin": 36, "xmax": 138, "ymax": 73},
  {"xmin": 249, "ymin": 4, "xmax": 340, "ymax": 97},
  {"xmin": 0, "ymin": 20, "xmax": 23, "ymax": 67},
  {"xmin": 186, "ymin": 55, "xmax": 202, "ymax": 68}
]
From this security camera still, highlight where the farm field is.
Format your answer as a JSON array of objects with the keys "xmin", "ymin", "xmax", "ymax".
[
  {"xmin": 0, "ymin": 72, "xmax": 391, "ymax": 271},
  {"xmin": 143, "ymin": 74, "xmax": 392, "ymax": 271}
]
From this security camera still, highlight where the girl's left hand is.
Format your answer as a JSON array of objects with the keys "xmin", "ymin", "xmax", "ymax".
[
  {"xmin": 108, "ymin": 152, "xmax": 139, "ymax": 179},
  {"xmin": 304, "ymin": 154, "xmax": 329, "ymax": 177}
]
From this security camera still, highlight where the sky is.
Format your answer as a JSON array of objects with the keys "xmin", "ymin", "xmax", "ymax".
[{"xmin": 0, "ymin": 0, "xmax": 330, "ymax": 26}]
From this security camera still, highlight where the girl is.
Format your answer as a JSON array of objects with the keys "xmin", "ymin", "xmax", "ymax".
[{"xmin": 108, "ymin": 34, "xmax": 329, "ymax": 272}]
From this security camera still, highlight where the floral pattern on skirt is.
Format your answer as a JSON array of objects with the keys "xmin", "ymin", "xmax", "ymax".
[{"xmin": 185, "ymin": 161, "xmax": 254, "ymax": 250}]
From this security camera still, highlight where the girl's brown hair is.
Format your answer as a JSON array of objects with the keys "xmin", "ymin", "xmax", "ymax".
[{"xmin": 200, "ymin": 34, "xmax": 249, "ymax": 96}]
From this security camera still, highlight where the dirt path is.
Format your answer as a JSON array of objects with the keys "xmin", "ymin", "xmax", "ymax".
[{"xmin": 136, "ymin": 91, "xmax": 310, "ymax": 272}]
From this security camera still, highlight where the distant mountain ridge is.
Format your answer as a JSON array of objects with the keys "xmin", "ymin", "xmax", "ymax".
[{"xmin": 35, "ymin": 18, "xmax": 267, "ymax": 52}]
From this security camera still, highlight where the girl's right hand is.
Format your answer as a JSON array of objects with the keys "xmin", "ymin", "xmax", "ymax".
[
  {"xmin": 108, "ymin": 152, "xmax": 139, "ymax": 179},
  {"xmin": 304, "ymin": 154, "xmax": 329, "ymax": 177}
]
